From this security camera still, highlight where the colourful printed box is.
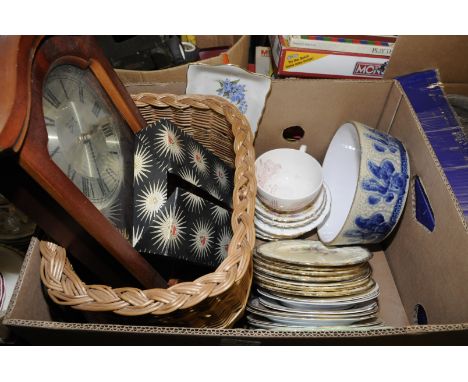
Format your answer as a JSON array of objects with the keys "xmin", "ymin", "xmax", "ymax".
[
  {"xmin": 132, "ymin": 119, "xmax": 234, "ymax": 268},
  {"xmin": 270, "ymin": 35, "xmax": 391, "ymax": 79}
]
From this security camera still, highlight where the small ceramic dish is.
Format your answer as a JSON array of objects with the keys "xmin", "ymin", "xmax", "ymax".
[
  {"xmin": 318, "ymin": 121, "xmax": 410, "ymax": 246},
  {"xmin": 255, "ymin": 145, "xmax": 323, "ymax": 212},
  {"xmin": 186, "ymin": 63, "xmax": 271, "ymax": 134}
]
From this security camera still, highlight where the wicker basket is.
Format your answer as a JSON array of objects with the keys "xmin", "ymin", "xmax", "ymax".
[{"xmin": 38, "ymin": 94, "xmax": 256, "ymax": 328}]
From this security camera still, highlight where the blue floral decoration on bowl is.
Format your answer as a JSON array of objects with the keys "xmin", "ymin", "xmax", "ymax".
[
  {"xmin": 216, "ymin": 78, "xmax": 248, "ymax": 114},
  {"xmin": 343, "ymin": 127, "xmax": 409, "ymax": 243}
]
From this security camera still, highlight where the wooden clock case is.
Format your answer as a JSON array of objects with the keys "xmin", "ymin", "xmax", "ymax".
[{"xmin": 0, "ymin": 36, "xmax": 166, "ymax": 289}]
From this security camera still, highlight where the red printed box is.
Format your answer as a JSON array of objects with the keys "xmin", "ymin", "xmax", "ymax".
[{"xmin": 270, "ymin": 35, "xmax": 393, "ymax": 79}]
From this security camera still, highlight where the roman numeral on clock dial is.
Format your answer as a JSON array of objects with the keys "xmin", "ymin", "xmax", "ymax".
[
  {"xmin": 92, "ymin": 101, "xmax": 101, "ymax": 117},
  {"xmin": 44, "ymin": 88, "xmax": 61, "ymax": 108},
  {"xmin": 82, "ymin": 177, "xmax": 95, "ymax": 199}
]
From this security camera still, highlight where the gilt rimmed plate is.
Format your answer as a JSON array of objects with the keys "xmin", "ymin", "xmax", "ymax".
[
  {"xmin": 258, "ymin": 296, "xmax": 379, "ymax": 316},
  {"xmin": 254, "ymin": 270, "xmax": 372, "ymax": 291},
  {"xmin": 246, "ymin": 314, "xmax": 384, "ymax": 330},
  {"xmin": 255, "ymin": 278, "xmax": 375, "ymax": 298},
  {"xmin": 256, "ymin": 284, "xmax": 380, "ymax": 309},
  {"xmin": 249, "ymin": 297, "xmax": 379, "ymax": 319},
  {"xmin": 253, "ymin": 255, "xmax": 370, "ymax": 275},
  {"xmin": 186, "ymin": 63, "xmax": 271, "ymax": 134},
  {"xmin": 247, "ymin": 299, "xmax": 379, "ymax": 326},
  {"xmin": 254, "ymin": 259, "xmax": 371, "ymax": 283},
  {"xmin": 256, "ymin": 240, "xmax": 372, "ymax": 267}
]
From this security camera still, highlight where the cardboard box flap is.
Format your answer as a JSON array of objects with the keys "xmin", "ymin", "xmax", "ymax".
[{"xmin": 384, "ymin": 36, "xmax": 468, "ymax": 84}]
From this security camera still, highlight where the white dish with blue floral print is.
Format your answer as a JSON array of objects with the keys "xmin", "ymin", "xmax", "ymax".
[
  {"xmin": 186, "ymin": 64, "xmax": 271, "ymax": 134},
  {"xmin": 318, "ymin": 121, "xmax": 410, "ymax": 246}
]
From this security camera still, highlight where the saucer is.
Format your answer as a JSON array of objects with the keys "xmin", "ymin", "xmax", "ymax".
[
  {"xmin": 254, "ymin": 186, "xmax": 331, "ymax": 238},
  {"xmin": 255, "ymin": 184, "xmax": 328, "ymax": 223},
  {"xmin": 255, "ymin": 191, "xmax": 326, "ymax": 229}
]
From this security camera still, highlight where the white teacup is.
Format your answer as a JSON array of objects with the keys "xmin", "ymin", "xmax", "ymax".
[{"xmin": 255, "ymin": 145, "xmax": 323, "ymax": 212}]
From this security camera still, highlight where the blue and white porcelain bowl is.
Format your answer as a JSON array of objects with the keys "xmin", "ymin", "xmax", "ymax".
[{"xmin": 318, "ymin": 121, "xmax": 410, "ymax": 246}]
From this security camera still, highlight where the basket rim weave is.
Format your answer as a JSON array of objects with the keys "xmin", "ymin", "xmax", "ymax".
[{"xmin": 38, "ymin": 93, "xmax": 256, "ymax": 322}]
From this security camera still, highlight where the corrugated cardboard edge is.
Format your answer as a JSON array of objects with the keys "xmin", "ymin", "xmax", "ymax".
[{"xmin": 393, "ymin": 79, "xmax": 468, "ymax": 232}]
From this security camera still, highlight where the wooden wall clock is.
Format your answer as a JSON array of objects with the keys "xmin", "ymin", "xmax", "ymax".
[{"xmin": 0, "ymin": 36, "xmax": 166, "ymax": 288}]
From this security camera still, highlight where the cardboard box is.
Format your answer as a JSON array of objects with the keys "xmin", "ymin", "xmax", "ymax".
[
  {"xmin": 4, "ymin": 78, "xmax": 468, "ymax": 344},
  {"xmin": 194, "ymin": 36, "xmax": 239, "ymax": 50},
  {"xmin": 270, "ymin": 35, "xmax": 390, "ymax": 79},
  {"xmin": 115, "ymin": 36, "xmax": 250, "ymax": 84}
]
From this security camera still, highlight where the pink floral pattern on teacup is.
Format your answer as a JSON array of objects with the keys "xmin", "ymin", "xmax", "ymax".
[{"xmin": 256, "ymin": 159, "xmax": 282, "ymax": 194}]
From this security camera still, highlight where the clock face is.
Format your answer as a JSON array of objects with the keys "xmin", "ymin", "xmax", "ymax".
[{"xmin": 42, "ymin": 64, "xmax": 134, "ymax": 234}]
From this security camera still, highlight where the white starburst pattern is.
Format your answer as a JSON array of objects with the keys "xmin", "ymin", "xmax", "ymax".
[
  {"xmin": 135, "ymin": 180, "xmax": 167, "ymax": 223},
  {"xmin": 213, "ymin": 163, "xmax": 229, "ymax": 190},
  {"xmin": 216, "ymin": 227, "xmax": 232, "ymax": 263},
  {"xmin": 101, "ymin": 199, "xmax": 121, "ymax": 225},
  {"xmin": 134, "ymin": 142, "xmax": 153, "ymax": 185},
  {"xmin": 207, "ymin": 186, "xmax": 223, "ymax": 202},
  {"xmin": 154, "ymin": 122, "xmax": 185, "ymax": 164},
  {"xmin": 178, "ymin": 167, "xmax": 200, "ymax": 187},
  {"xmin": 132, "ymin": 225, "xmax": 144, "ymax": 246},
  {"xmin": 189, "ymin": 220, "xmax": 215, "ymax": 259},
  {"xmin": 210, "ymin": 204, "xmax": 230, "ymax": 225},
  {"xmin": 139, "ymin": 133, "xmax": 151, "ymax": 147},
  {"xmin": 182, "ymin": 191, "xmax": 206, "ymax": 213},
  {"xmin": 151, "ymin": 205, "xmax": 186, "ymax": 253},
  {"xmin": 188, "ymin": 142, "xmax": 209, "ymax": 176}
]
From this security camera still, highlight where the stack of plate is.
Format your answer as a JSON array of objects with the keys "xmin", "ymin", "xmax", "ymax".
[
  {"xmin": 247, "ymin": 240, "xmax": 382, "ymax": 330},
  {"xmin": 0, "ymin": 201, "xmax": 36, "ymax": 251},
  {"xmin": 254, "ymin": 184, "xmax": 331, "ymax": 240}
]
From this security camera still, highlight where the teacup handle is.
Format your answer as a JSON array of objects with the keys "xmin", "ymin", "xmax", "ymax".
[{"xmin": 299, "ymin": 145, "xmax": 307, "ymax": 153}]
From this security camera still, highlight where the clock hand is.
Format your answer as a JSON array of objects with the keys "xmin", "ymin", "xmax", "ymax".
[{"xmin": 85, "ymin": 140, "xmax": 103, "ymax": 181}]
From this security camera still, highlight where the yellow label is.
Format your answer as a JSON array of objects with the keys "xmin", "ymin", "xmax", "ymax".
[{"xmin": 283, "ymin": 51, "xmax": 328, "ymax": 69}]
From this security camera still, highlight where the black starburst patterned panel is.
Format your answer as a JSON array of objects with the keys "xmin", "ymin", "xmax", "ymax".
[{"xmin": 132, "ymin": 120, "xmax": 234, "ymax": 269}]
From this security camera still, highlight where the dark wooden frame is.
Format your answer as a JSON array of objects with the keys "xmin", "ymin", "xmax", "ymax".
[{"xmin": 0, "ymin": 36, "xmax": 166, "ymax": 289}]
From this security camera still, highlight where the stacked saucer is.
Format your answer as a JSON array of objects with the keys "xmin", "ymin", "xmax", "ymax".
[
  {"xmin": 255, "ymin": 184, "xmax": 331, "ymax": 240},
  {"xmin": 247, "ymin": 240, "xmax": 382, "ymax": 330}
]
